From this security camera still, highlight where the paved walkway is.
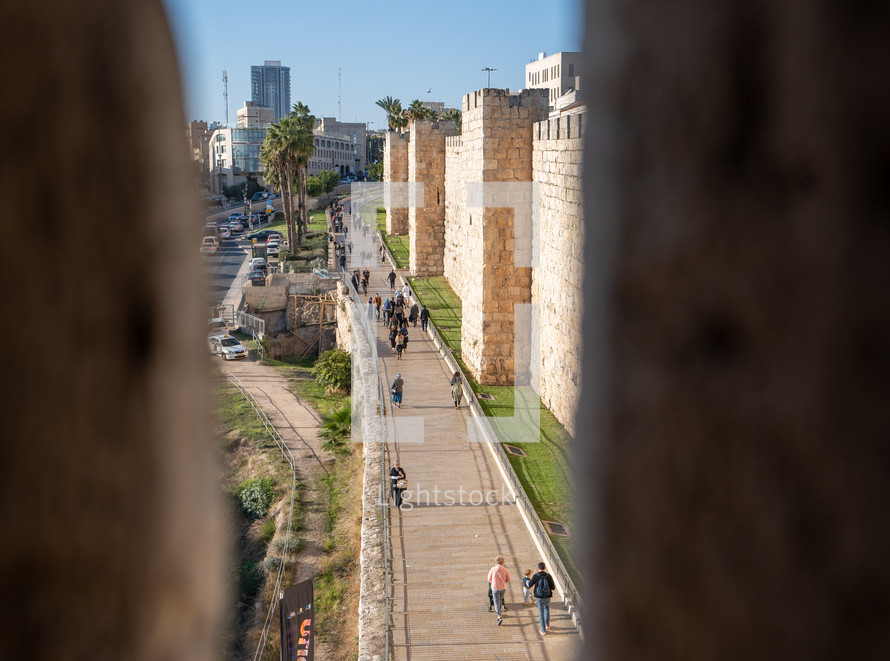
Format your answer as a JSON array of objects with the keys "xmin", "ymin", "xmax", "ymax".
[{"xmin": 338, "ymin": 198, "xmax": 583, "ymax": 660}]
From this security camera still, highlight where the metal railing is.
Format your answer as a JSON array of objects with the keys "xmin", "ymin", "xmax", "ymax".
[
  {"xmin": 225, "ymin": 372, "xmax": 299, "ymax": 660},
  {"xmin": 236, "ymin": 310, "xmax": 265, "ymax": 336},
  {"xmin": 419, "ymin": 296, "xmax": 585, "ymax": 635}
]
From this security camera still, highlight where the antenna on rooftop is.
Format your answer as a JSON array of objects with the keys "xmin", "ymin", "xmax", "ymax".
[{"xmin": 223, "ymin": 70, "xmax": 229, "ymax": 127}]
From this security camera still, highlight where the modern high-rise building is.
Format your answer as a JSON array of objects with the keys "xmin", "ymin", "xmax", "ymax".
[{"xmin": 250, "ymin": 60, "xmax": 291, "ymax": 123}]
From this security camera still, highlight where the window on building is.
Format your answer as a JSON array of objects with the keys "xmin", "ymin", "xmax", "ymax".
[{"xmin": 568, "ymin": 63, "xmax": 574, "ymax": 78}]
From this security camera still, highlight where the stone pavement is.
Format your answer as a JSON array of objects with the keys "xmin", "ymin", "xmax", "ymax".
[{"xmin": 338, "ymin": 197, "xmax": 583, "ymax": 660}]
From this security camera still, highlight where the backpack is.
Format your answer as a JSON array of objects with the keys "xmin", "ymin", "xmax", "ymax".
[{"xmin": 535, "ymin": 573, "xmax": 552, "ymax": 598}]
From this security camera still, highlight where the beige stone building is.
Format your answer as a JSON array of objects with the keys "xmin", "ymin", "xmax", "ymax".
[{"xmin": 236, "ymin": 101, "xmax": 274, "ymax": 128}]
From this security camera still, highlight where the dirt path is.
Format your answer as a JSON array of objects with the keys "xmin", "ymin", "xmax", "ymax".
[{"xmin": 219, "ymin": 356, "xmax": 336, "ymax": 660}]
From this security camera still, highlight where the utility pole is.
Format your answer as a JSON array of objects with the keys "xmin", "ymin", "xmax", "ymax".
[{"xmin": 482, "ymin": 66, "xmax": 497, "ymax": 88}]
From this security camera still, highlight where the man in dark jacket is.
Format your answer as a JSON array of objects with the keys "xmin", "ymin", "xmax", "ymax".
[
  {"xmin": 529, "ymin": 562, "xmax": 556, "ymax": 634},
  {"xmin": 419, "ymin": 306, "xmax": 430, "ymax": 332},
  {"xmin": 389, "ymin": 460, "xmax": 406, "ymax": 508}
]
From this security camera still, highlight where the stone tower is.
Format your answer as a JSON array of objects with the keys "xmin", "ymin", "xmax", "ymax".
[
  {"xmin": 457, "ymin": 88, "xmax": 549, "ymax": 385},
  {"xmin": 383, "ymin": 130, "xmax": 409, "ymax": 235},
  {"xmin": 408, "ymin": 119, "xmax": 457, "ymax": 276}
]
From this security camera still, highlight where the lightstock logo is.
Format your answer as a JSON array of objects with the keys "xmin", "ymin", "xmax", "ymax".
[{"xmin": 344, "ymin": 180, "xmax": 542, "ymax": 446}]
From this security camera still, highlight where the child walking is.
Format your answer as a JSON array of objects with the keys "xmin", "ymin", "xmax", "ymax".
[{"xmin": 522, "ymin": 569, "xmax": 536, "ymax": 606}]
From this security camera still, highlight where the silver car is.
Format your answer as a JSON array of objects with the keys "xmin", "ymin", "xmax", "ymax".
[{"xmin": 208, "ymin": 334, "xmax": 247, "ymax": 360}]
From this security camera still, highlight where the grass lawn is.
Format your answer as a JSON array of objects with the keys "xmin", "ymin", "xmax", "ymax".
[
  {"xmin": 408, "ymin": 274, "xmax": 580, "ymax": 586},
  {"xmin": 408, "ymin": 276, "xmax": 463, "ymax": 359},
  {"xmin": 308, "ymin": 208, "xmax": 327, "ymax": 232},
  {"xmin": 374, "ymin": 207, "xmax": 410, "ymax": 269}
]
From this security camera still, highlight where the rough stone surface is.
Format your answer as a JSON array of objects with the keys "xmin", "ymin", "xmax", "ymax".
[
  {"xmin": 532, "ymin": 114, "xmax": 584, "ymax": 435},
  {"xmin": 383, "ymin": 131, "xmax": 409, "ymax": 235},
  {"xmin": 408, "ymin": 120, "xmax": 456, "ymax": 276},
  {"xmin": 451, "ymin": 89, "xmax": 549, "ymax": 385}
]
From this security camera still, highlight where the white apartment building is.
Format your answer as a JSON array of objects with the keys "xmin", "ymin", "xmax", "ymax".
[{"xmin": 525, "ymin": 51, "xmax": 582, "ymax": 109}]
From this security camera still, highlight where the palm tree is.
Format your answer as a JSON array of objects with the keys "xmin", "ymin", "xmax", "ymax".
[
  {"xmin": 376, "ymin": 96, "xmax": 407, "ymax": 131},
  {"xmin": 261, "ymin": 118, "xmax": 297, "ymax": 248},
  {"xmin": 291, "ymin": 102, "xmax": 316, "ymax": 244},
  {"xmin": 406, "ymin": 99, "xmax": 427, "ymax": 122},
  {"xmin": 442, "ymin": 108, "xmax": 461, "ymax": 134}
]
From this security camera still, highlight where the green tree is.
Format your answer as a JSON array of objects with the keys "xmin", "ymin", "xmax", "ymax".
[
  {"xmin": 290, "ymin": 102, "xmax": 316, "ymax": 244},
  {"xmin": 318, "ymin": 169, "xmax": 341, "ymax": 194},
  {"xmin": 368, "ymin": 161, "xmax": 383, "ymax": 182},
  {"xmin": 306, "ymin": 175, "xmax": 324, "ymax": 197},
  {"xmin": 441, "ymin": 108, "xmax": 462, "ymax": 134},
  {"xmin": 319, "ymin": 403, "xmax": 352, "ymax": 454},
  {"xmin": 261, "ymin": 117, "xmax": 298, "ymax": 248},
  {"xmin": 406, "ymin": 99, "xmax": 427, "ymax": 122},
  {"xmin": 312, "ymin": 348, "xmax": 351, "ymax": 394},
  {"xmin": 376, "ymin": 96, "xmax": 407, "ymax": 131}
]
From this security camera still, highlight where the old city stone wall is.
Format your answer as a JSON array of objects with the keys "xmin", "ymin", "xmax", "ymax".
[
  {"xmin": 532, "ymin": 113, "xmax": 584, "ymax": 435},
  {"xmin": 389, "ymin": 88, "xmax": 581, "ymax": 431},
  {"xmin": 443, "ymin": 135, "xmax": 469, "ymax": 299},
  {"xmin": 456, "ymin": 89, "xmax": 549, "ymax": 385},
  {"xmin": 408, "ymin": 120, "xmax": 455, "ymax": 276},
  {"xmin": 383, "ymin": 131, "xmax": 408, "ymax": 235}
]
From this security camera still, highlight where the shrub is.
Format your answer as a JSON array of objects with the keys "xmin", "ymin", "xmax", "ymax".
[
  {"xmin": 319, "ymin": 403, "xmax": 352, "ymax": 454},
  {"xmin": 259, "ymin": 555, "xmax": 284, "ymax": 575},
  {"xmin": 233, "ymin": 477, "xmax": 275, "ymax": 518},
  {"xmin": 260, "ymin": 518, "xmax": 276, "ymax": 547},
  {"xmin": 312, "ymin": 349, "xmax": 351, "ymax": 394}
]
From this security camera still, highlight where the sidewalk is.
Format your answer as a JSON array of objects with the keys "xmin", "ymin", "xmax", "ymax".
[{"xmin": 342, "ymin": 198, "xmax": 583, "ymax": 660}]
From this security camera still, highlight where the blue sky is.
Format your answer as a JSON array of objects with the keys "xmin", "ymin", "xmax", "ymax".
[{"xmin": 162, "ymin": 0, "xmax": 582, "ymax": 129}]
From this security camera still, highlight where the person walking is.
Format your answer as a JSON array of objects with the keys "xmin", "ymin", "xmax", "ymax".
[
  {"xmin": 387, "ymin": 269, "xmax": 397, "ymax": 291},
  {"xmin": 409, "ymin": 302, "xmax": 419, "ymax": 326},
  {"xmin": 383, "ymin": 298, "xmax": 392, "ymax": 325},
  {"xmin": 367, "ymin": 296, "xmax": 375, "ymax": 319},
  {"xmin": 389, "ymin": 460, "xmax": 406, "ymax": 508},
  {"xmin": 399, "ymin": 322, "xmax": 409, "ymax": 353},
  {"xmin": 395, "ymin": 331, "xmax": 405, "ymax": 359},
  {"xmin": 379, "ymin": 243, "xmax": 385, "ymax": 263},
  {"xmin": 522, "ymin": 569, "xmax": 536, "ymax": 606},
  {"xmin": 374, "ymin": 293, "xmax": 382, "ymax": 319},
  {"xmin": 389, "ymin": 324, "xmax": 398, "ymax": 352},
  {"xmin": 487, "ymin": 555, "xmax": 511, "ymax": 626},
  {"xmin": 401, "ymin": 283, "xmax": 411, "ymax": 300},
  {"xmin": 529, "ymin": 562, "xmax": 556, "ymax": 634},
  {"xmin": 450, "ymin": 371, "xmax": 463, "ymax": 409},
  {"xmin": 419, "ymin": 306, "xmax": 430, "ymax": 332},
  {"xmin": 391, "ymin": 373, "xmax": 404, "ymax": 408},
  {"xmin": 339, "ymin": 252, "xmax": 346, "ymax": 271}
]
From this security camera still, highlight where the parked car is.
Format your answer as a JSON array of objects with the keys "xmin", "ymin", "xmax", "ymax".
[
  {"xmin": 248, "ymin": 270, "xmax": 267, "ymax": 286},
  {"xmin": 200, "ymin": 236, "xmax": 218, "ymax": 255},
  {"xmin": 207, "ymin": 318, "xmax": 228, "ymax": 337},
  {"xmin": 208, "ymin": 334, "xmax": 247, "ymax": 360},
  {"xmin": 266, "ymin": 241, "xmax": 280, "ymax": 258},
  {"xmin": 249, "ymin": 257, "xmax": 268, "ymax": 274}
]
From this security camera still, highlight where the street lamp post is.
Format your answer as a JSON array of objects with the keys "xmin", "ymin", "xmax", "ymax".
[{"xmin": 482, "ymin": 66, "xmax": 497, "ymax": 88}]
